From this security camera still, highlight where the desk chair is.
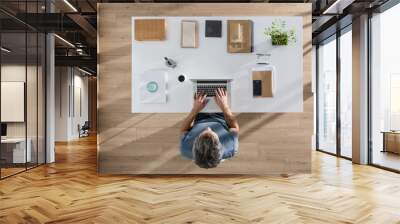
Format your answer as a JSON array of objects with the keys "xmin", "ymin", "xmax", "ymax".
[{"xmin": 79, "ymin": 121, "xmax": 90, "ymax": 138}]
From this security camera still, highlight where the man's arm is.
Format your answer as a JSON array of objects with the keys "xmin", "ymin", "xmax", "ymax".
[
  {"xmin": 180, "ymin": 110, "xmax": 198, "ymax": 133},
  {"xmin": 222, "ymin": 106, "xmax": 239, "ymax": 133},
  {"xmin": 214, "ymin": 88, "xmax": 239, "ymax": 133},
  {"xmin": 180, "ymin": 93, "xmax": 208, "ymax": 133}
]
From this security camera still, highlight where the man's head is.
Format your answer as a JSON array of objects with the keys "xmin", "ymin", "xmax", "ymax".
[{"xmin": 192, "ymin": 127, "xmax": 222, "ymax": 169}]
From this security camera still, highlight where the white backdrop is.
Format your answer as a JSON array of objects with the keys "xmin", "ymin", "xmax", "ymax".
[
  {"xmin": 1, "ymin": 82, "xmax": 25, "ymax": 122},
  {"xmin": 131, "ymin": 16, "xmax": 303, "ymax": 113}
]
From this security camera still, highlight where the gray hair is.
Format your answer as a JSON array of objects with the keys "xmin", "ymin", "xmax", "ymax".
[{"xmin": 192, "ymin": 131, "xmax": 222, "ymax": 169}]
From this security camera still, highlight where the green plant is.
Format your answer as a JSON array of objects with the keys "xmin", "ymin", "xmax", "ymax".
[{"xmin": 264, "ymin": 20, "xmax": 296, "ymax": 46}]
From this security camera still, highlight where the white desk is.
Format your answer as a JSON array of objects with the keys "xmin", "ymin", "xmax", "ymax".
[
  {"xmin": 1, "ymin": 138, "xmax": 31, "ymax": 163},
  {"xmin": 131, "ymin": 16, "xmax": 304, "ymax": 113}
]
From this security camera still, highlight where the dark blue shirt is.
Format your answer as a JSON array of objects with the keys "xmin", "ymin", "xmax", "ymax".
[{"xmin": 180, "ymin": 114, "xmax": 239, "ymax": 160}]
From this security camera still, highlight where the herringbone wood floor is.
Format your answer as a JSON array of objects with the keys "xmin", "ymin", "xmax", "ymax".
[{"xmin": 1, "ymin": 135, "xmax": 400, "ymax": 224}]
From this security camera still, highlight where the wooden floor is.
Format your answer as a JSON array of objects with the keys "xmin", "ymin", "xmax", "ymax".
[
  {"xmin": 1, "ymin": 135, "xmax": 400, "ymax": 224},
  {"xmin": 1, "ymin": 167, "xmax": 26, "ymax": 178},
  {"xmin": 373, "ymin": 151, "xmax": 400, "ymax": 171}
]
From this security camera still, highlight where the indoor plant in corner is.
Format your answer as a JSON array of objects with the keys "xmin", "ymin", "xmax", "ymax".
[{"xmin": 264, "ymin": 20, "xmax": 296, "ymax": 46}]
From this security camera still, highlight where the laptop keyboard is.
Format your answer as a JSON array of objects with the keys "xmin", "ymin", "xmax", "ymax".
[{"xmin": 196, "ymin": 82, "xmax": 227, "ymax": 97}]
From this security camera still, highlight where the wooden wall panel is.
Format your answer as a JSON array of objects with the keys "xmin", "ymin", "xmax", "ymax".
[{"xmin": 98, "ymin": 3, "xmax": 313, "ymax": 174}]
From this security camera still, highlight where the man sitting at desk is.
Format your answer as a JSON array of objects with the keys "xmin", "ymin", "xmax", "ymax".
[{"xmin": 180, "ymin": 88, "xmax": 239, "ymax": 169}]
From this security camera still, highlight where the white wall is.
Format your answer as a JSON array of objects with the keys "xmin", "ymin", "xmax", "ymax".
[
  {"xmin": 1, "ymin": 65, "xmax": 27, "ymax": 142},
  {"xmin": 71, "ymin": 73, "xmax": 89, "ymax": 138},
  {"xmin": 55, "ymin": 67, "xmax": 89, "ymax": 141},
  {"xmin": 1, "ymin": 82, "xmax": 25, "ymax": 122},
  {"xmin": 55, "ymin": 66, "xmax": 69, "ymax": 141},
  {"xmin": 1, "ymin": 63, "xmax": 47, "ymax": 164},
  {"xmin": 1, "ymin": 65, "xmax": 37, "ymax": 138}
]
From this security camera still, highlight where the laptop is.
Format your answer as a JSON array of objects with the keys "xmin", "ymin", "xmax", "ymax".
[{"xmin": 190, "ymin": 78, "xmax": 232, "ymax": 112}]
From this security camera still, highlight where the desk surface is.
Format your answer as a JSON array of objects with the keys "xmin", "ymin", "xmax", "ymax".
[
  {"xmin": 131, "ymin": 16, "xmax": 304, "ymax": 113},
  {"xmin": 1, "ymin": 138, "xmax": 28, "ymax": 143},
  {"xmin": 381, "ymin": 131, "xmax": 400, "ymax": 134}
]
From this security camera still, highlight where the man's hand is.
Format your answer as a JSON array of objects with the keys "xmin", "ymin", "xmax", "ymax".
[
  {"xmin": 192, "ymin": 92, "xmax": 208, "ymax": 113},
  {"xmin": 214, "ymin": 88, "xmax": 239, "ymax": 132},
  {"xmin": 214, "ymin": 88, "xmax": 229, "ymax": 112},
  {"xmin": 181, "ymin": 93, "xmax": 207, "ymax": 133}
]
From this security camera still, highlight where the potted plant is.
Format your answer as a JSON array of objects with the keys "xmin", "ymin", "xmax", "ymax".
[{"xmin": 264, "ymin": 20, "xmax": 296, "ymax": 46}]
